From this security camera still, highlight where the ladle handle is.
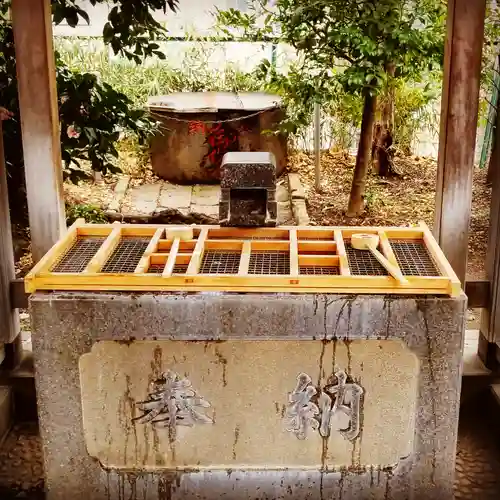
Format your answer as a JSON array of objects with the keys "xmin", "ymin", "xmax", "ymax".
[{"xmin": 369, "ymin": 247, "xmax": 408, "ymax": 285}]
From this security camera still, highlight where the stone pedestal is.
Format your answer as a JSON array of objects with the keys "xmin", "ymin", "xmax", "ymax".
[
  {"xmin": 219, "ymin": 152, "xmax": 277, "ymax": 227},
  {"xmin": 30, "ymin": 292, "xmax": 466, "ymax": 500}
]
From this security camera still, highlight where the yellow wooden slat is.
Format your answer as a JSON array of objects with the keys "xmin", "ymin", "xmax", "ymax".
[
  {"xmin": 150, "ymin": 253, "xmax": 192, "ymax": 265},
  {"xmin": 186, "ymin": 228, "xmax": 209, "ymax": 275},
  {"xmin": 420, "ymin": 221, "xmax": 462, "ymax": 296},
  {"xmin": 26, "ymin": 222, "xmax": 459, "ymax": 296},
  {"xmin": 33, "ymin": 272, "xmax": 451, "ymax": 294},
  {"xmin": 208, "ymin": 227, "xmax": 290, "ymax": 240},
  {"xmin": 163, "ymin": 237, "xmax": 180, "ymax": 277},
  {"xmin": 75, "ymin": 223, "xmax": 425, "ymax": 238},
  {"xmin": 290, "ymin": 229, "xmax": 299, "ymax": 276},
  {"xmin": 135, "ymin": 228, "xmax": 164, "ymax": 273},
  {"xmin": 297, "ymin": 229, "xmax": 335, "ymax": 240},
  {"xmin": 30, "ymin": 281, "xmax": 452, "ymax": 295},
  {"xmin": 251, "ymin": 241, "xmax": 289, "ymax": 252},
  {"xmin": 24, "ymin": 218, "xmax": 86, "ymax": 293},
  {"xmin": 298, "ymin": 255, "xmax": 339, "ymax": 266},
  {"xmin": 238, "ymin": 241, "xmax": 252, "ymax": 275},
  {"xmin": 297, "ymin": 241, "xmax": 337, "ymax": 254},
  {"xmin": 84, "ymin": 226, "xmax": 122, "ymax": 273},
  {"xmin": 342, "ymin": 228, "xmax": 424, "ymax": 239},
  {"xmin": 158, "ymin": 239, "xmax": 197, "ymax": 252},
  {"xmin": 150, "ymin": 253, "xmax": 168, "ymax": 265},
  {"xmin": 205, "ymin": 240, "xmax": 243, "ymax": 251},
  {"xmin": 334, "ymin": 229, "xmax": 351, "ymax": 276}
]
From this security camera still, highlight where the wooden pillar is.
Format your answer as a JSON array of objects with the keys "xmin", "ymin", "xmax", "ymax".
[
  {"xmin": 11, "ymin": 0, "xmax": 65, "ymax": 263},
  {"xmin": 479, "ymin": 100, "xmax": 500, "ymax": 367},
  {"xmin": 0, "ymin": 122, "xmax": 20, "ymax": 344},
  {"xmin": 434, "ymin": 0, "xmax": 487, "ymax": 284}
]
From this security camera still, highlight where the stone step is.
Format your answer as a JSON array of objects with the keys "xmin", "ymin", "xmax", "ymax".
[
  {"xmin": 462, "ymin": 330, "xmax": 491, "ymax": 377},
  {"xmin": 491, "ymin": 383, "xmax": 500, "ymax": 405},
  {"xmin": 0, "ymin": 386, "xmax": 12, "ymax": 445},
  {"xmin": 6, "ymin": 351, "xmax": 37, "ymax": 422}
]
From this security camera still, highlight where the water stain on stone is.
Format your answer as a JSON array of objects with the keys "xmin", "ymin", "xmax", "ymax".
[
  {"xmin": 317, "ymin": 338, "xmax": 329, "ymax": 387},
  {"xmin": 383, "ymin": 296, "xmax": 393, "ymax": 340},
  {"xmin": 354, "ymin": 374, "xmax": 365, "ymax": 469},
  {"xmin": 115, "ymin": 337, "xmax": 136, "ymax": 346},
  {"xmin": 152, "ymin": 427, "xmax": 166, "ymax": 467},
  {"xmin": 233, "ymin": 425, "xmax": 240, "ymax": 461},
  {"xmin": 383, "ymin": 468, "xmax": 394, "ymax": 500},
  {"xmin": 331, "ymin": 339, "xmax": 337, "ymax": 379},
  {"xmin": 127, "ymin": 472, "xmax": 138, "ymax": 500},
  {"xmin": 214, "ymin": 347, "xmax": 228, "ymax": 387},
  {"xmin": 119, "ymin": 375, "xmax": 138, "ymax": 466},
  {"xmin": 344, "ymin": 338, "xmax": 353, "ymax": 375},
  {"xmin": 151, "ymin": 346, "xmax": 163, "ymax": 380},
  {"xmin": 338, "ymin": 468, "xmax": 346, "ymax": 500}
]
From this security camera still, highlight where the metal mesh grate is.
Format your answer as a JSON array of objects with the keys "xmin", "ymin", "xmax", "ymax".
[
  {"xmin": 102, "ymin": 237, "xmax": 150, "ymax": 273},
  {"xmin": 148, "ymin": 264, "xmax": 164, "ymax": 274},
  {"xmin": 248, "ymin": 251, "xmax": 290, "ymax": 275},
  {"xmin": 391, "ymin": 241, "xmax": 440, "ymax": 276},
  {"xmin": 300, "ymin": 266, "xmax": 339, "ymax": 275},
  {"xmin": 346, "ymin": 243, "xmax": 388, "ymax": 276},
  {"xmin": 200, "ymin": 251, "xmax": 241, "ymax": 274},
  {"xmin": 52, "ymin": 237, "xmax": 105, "ymax": 273},
  {"xmin": 147, "ymin": 263, "xmax": 188, "ymax": 274}
]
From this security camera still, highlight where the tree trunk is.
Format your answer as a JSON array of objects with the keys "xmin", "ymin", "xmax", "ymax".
[
  {"xmin": 347, "ymin": 91, "xmax": 378, "ymax": 217},
  {"xmin": 372, "ymin": 63, "xmax": 396, "ymax": 177}
]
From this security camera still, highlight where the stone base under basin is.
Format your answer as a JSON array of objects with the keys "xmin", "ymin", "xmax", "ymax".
[{"xmin": 30, "ymin": 292, "xmax": 466, "ymax": 500}]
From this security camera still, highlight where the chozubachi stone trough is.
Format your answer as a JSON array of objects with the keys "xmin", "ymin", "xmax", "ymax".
[{"xmin": 27, "ymin": 193, "xmax": 465, "ymax": 499}]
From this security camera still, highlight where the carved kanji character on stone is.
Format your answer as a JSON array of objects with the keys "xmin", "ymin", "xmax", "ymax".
[
  {"xmin": 285, "ymin": 370, "xmax": 363, "ymax": 442},
  {"xmin": 134, "ymin": 370, "xmax": 213, "ymax": 440},
  {"xmin": 285, "ymin": 373, "xmax": 320, "ymax": 440},
  {"xmin": 319, "ymin": 370, "xmax": 363, "ymax": 440}
]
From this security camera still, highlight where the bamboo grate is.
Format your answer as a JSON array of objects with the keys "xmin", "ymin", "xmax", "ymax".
[{"xmin": 24, "ymin": 220, "xmax": 462, "ymax": 296}]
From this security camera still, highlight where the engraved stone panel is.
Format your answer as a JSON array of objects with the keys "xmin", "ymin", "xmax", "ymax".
[{"xmin": 79, "ymin": 340, "xmax": 419, "ymax": 470}]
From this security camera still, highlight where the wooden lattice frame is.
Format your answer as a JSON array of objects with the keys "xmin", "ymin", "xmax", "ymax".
[{"xmin": 25, "ymin": 220, "xmax": 461, "ymax": 296}]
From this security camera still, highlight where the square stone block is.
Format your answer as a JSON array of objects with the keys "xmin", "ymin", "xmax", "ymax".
[
  {"xmin": 220, "ymin": 152, "xmax": 276, "ymax": 189},
  {"xmin": 30, "ymin": 292, "xmax": 466, "ymax": 500}
]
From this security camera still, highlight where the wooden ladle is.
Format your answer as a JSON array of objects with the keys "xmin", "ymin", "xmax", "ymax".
[{"xmin": 351, "ymin": 233, "xmax": 408, "ymax": 285}]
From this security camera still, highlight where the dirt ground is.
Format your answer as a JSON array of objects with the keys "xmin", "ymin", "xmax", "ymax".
[{"xmin": 291, "ymin": 151, "xmax": 490, "ymax": 280}]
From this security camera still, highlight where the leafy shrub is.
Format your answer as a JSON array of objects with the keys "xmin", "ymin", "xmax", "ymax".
[
  {"xmin": 56, "ymin": 56, "xmax": 157, "ymax": 182},
  {"xmin": 0, "ymin": 13, "xmax": 157, "ymax": 222},
  {"xmin": 66, "ymin": 203, "xmax": 108, "ymax": 225}
]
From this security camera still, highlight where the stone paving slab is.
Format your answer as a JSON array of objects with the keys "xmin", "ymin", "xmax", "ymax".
[
  {"xmin": 109, "ymin": 179, "xmax": 296, "ymax": 225},
  {"xmin": 158, "ymin": 182, "xmax": 192, "ymax": 210},
  {"xmin": 124, "ymin": 183, "xmax": 161, "ymax": 215},
  {"xmin": 191, "ymin": 184, "xmax": 221, "ymax": 206},
  {"xmin": 276, "ymin": 182, "xmax": 289, "ymax": 203}
]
